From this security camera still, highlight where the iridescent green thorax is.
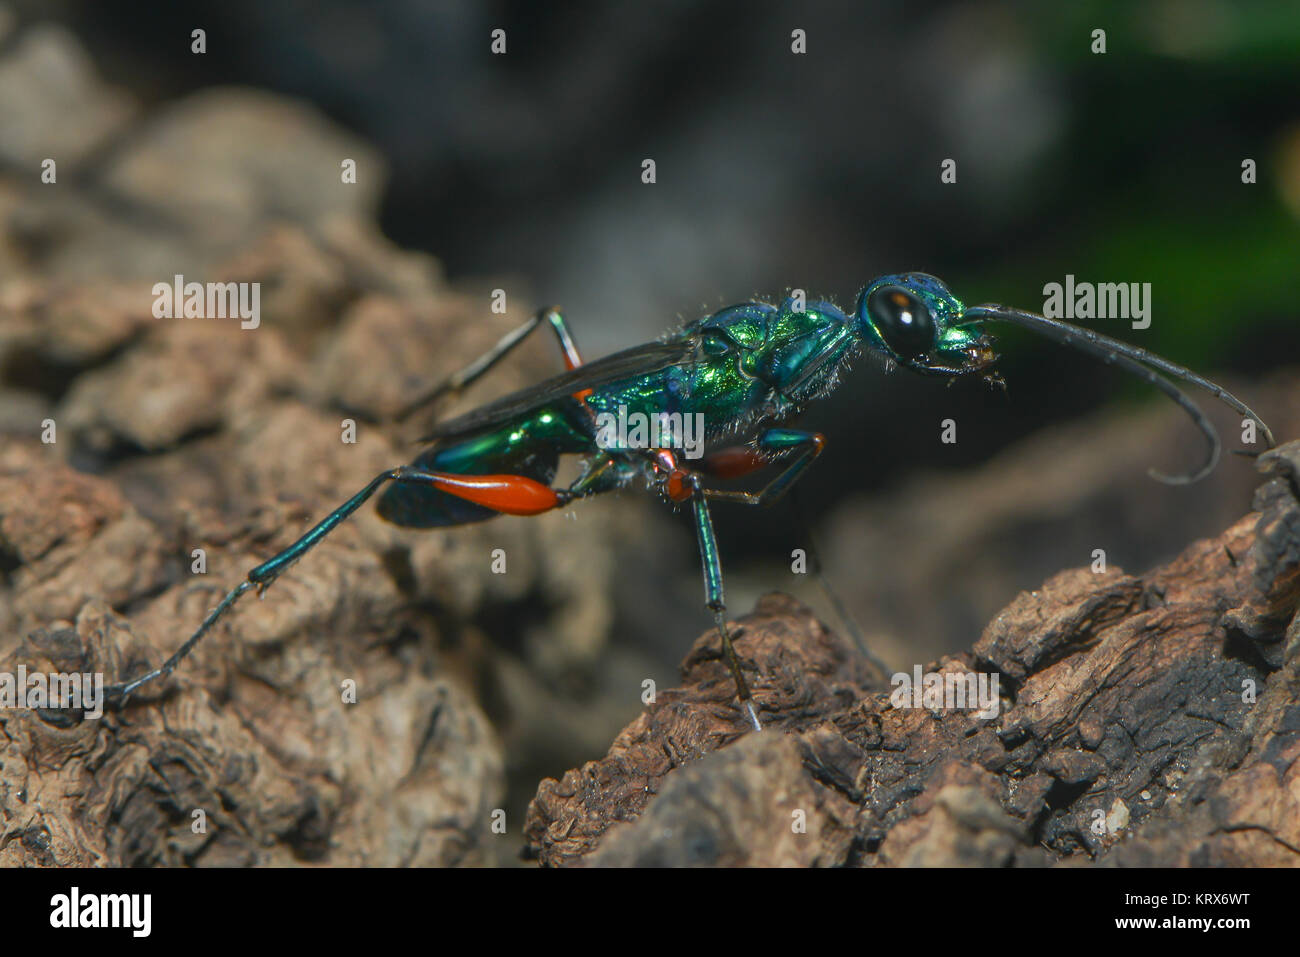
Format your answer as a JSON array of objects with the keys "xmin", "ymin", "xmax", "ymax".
[{"xmin": 584, "ymin": 297, "xmax": 857, "ymax": 441}]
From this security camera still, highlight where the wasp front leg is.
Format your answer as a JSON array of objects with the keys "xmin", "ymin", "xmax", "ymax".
[
  {"xmin": 697, "ymin": 428, "xmax": 826, "ymax": 507},
  {"xmin": 655, "ymin": 451, "xmax": 763, "ymax": 732},
  {"xmin": 655, "ymin": 429, "xmax": 831, "ymax": 732}
]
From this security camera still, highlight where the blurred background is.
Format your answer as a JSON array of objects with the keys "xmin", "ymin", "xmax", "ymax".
[
  {"xmin": 25, "ymin": 0, "xmax": 1295, "ymax": 508},
  {"xmin": 1, "ymin": 0, "xmax": 1298, "ymax": 863}
]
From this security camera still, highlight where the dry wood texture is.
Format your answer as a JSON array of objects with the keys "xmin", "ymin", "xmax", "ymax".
[{"xmin": 525, "ymin": 445, "xmax": 1300, "ymax": 866}]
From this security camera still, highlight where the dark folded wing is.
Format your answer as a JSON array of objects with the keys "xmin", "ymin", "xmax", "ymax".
[{"xmin": 422, "ymin": 337, "xmax": 698, "ymax": 442}]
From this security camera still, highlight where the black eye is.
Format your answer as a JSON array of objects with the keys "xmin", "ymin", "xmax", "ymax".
[{"xmin": 867, "ymin": 286, "xmax": 936, "ymax": 359}]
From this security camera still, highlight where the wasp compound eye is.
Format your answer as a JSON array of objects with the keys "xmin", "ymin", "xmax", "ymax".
[{"xmin": 867, "ymin": 285, "xmax": 936, "ymax": 359}]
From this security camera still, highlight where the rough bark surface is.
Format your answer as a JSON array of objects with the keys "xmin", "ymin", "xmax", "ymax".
[
  {"xmin": 0, "ymin": 22, "xmax": 621, "ymax": 866},
  {"xmin": 524, "ymin": 444, "xmax": 1300, "ymax": 867}
]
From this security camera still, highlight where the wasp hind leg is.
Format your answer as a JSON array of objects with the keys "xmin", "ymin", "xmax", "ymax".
[
  {"xmin": 396, "ymin": 307, "xmax": 585, "ymax": 423},
  {"xmin": 105, "ymin": 466, "xmax": 567, "ymax": 701}
]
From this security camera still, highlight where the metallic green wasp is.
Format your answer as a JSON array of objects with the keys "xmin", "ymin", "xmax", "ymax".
[{"xmin": 107, "ymin": 273, "xmax": 1274, "ymax": 731}]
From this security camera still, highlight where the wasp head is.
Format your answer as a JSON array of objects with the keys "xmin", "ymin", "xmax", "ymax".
[{"xmin": 856, "ymin": 272, "xmax": 998, "ymax": 377}]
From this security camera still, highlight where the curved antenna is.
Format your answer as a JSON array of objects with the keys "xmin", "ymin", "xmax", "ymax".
[{"xmin": 959, "ymin": 304, "xmax": 1275, "ymax": 485}]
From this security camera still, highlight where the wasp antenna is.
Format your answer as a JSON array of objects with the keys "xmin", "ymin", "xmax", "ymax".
[
  {"xmin": 1106, "ymin": 348, "xmax": 1219, "ymax": 485},
  {"xmin": 957, "ymin": 305, "xmax": 1275, "ymax": 484},
  {"xmin": 962, "ymin": 306, "xmax": 1274, "ymax": 449}
]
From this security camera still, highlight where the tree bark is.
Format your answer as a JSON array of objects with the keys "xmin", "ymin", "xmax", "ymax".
[{"xmin": 525, "ymin": 443, "xmax": 1300, "ymax": 866}]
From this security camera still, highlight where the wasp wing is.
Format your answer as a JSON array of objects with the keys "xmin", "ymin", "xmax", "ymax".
[{"xmin": 420, "ymin": 337, "xmax": 699, "ymax": 443}]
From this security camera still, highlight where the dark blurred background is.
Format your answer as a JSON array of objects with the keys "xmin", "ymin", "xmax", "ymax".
[
  {"xmin": 18, "ymin": 0, "xmax": 1294, "ymax": 504},
  {"xmin": 13, "ymin": 0, "xmax": 1300, "ymax": 635}
]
